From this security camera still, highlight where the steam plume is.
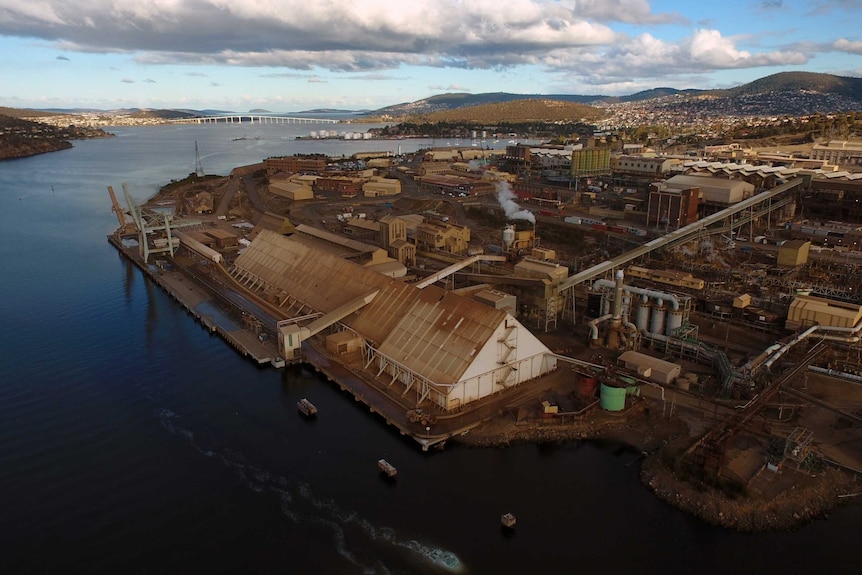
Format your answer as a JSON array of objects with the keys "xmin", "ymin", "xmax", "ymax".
[{"xmin": 496, "ymin": 181, "xmax": 535, "ymax": 224}]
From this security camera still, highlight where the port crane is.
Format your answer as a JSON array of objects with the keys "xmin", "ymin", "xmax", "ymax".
[{"xmin": 109, "ymin": 183, "xmax": 200, "ymax": 262}]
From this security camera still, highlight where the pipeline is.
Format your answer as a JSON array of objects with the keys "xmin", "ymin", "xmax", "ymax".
[
  {"xmin": 588, "ymin": 314, "xmax": 613, "ymax": 343},
  {"xmin": 761, "ymin": 317, "xmax": 862, "ymax": 370},
  {"xmin": 592, "ymin": 279, "xmax": 680, "ymax": 311},
  {"xmin": 763, "ymin": 325, "xmax": 820, "ymax": 370},
  {"xmin": 808, "ymin": 365, "xmax": 862, "ymax": 384}
]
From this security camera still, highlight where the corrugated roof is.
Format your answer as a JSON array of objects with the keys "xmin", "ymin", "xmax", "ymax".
[{"xmin": 234, "ymin": 230, "xmax": 508, "ymax": 383}]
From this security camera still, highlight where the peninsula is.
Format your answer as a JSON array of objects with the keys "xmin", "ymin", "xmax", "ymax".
[{"xmin": 0, "ymin": 113, "xmax": 112, "ymax": 160}]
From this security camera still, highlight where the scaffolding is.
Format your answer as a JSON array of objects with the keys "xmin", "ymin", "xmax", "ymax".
[{"xmin": 783, "ymin": 427, "xmax": 815, "ymax": 470}]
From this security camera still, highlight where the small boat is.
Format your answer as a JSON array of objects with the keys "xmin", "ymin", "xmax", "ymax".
[
  {"xmin": 378, "ymin": 458, "xmax": 397, "ymax": 477},
  {"xmin": 297, "ymin": 398, "xmax": 317, "ymax": 416}
]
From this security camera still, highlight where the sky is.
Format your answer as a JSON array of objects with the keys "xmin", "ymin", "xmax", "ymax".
[{"xmin": 0, "ymin": 0, "xmax": 860, "ymax": 113}]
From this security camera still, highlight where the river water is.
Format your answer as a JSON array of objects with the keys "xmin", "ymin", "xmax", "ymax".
[{"xmin": 0, "ymin": 121, "xmax": 858, "ymax": 574}]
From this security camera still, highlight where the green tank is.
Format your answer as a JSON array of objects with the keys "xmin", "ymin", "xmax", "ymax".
[{"xmin": 600, "ymin": 383, "xmax": 627, "ymax": 411}]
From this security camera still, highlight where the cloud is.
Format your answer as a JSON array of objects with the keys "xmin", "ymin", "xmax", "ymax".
[
  {"xmin": 120, "ymin": 78, "xmax": 134, "ymax": 83},
  {"xmin": 0, "ymin": 0, "xmax": 823, "ymax": 94},
  {"xmin": 56, "ymin": 54, "xmax": 69, "ymax": 60},
  {"xmin": 572, "ymin": 0, "xmax": 687, "ymax": 24},
  {"xmin": 428, "ymin": 83, "xmax": 471, "ymax": 92},
  {"xmin": 805, "ymin": 0, "xmax": 862, "ymax": 16},
  {"xmin": 143, "ymin": 78, "xmax": 156, "ymax": 83},
  {"xmin": 307, "ymin": 77, "xmax": 327, "ymax": 83},
  {"xmin": 542, "ymin": 29, "xmax": 809, "ymax": 86},
  {"xmin": 833, "ymin": 38, "xmax": 862, "ymax": 54}
]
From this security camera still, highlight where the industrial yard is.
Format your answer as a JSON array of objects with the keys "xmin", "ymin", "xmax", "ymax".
[{"xmin": 108, "ymin": 142, "xmax": 862, "ymax": 530}]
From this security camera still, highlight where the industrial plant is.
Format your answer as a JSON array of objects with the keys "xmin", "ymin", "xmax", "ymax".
[{"xmin": 107, "ymin": 140, "xmax": 862, "ymax": 490}]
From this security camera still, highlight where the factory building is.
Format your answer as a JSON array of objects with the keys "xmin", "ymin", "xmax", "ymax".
[
  {"xmin": 264, "ymin": 155, "xmax": 327, "ymax": 175},
  {"xmin": 268, "ymin": 176, "xmax": 315, "ymax": 201},
  {"xmin": 785, "ymin": 295, "xmax": 862, "ymax": 331},
  {"xmin": 363, "ymin": 177, "xmax": 401, "ymax": 197},
  {"xmin": 777, "ymin": 240, "xmax": 811, "ymax": 267},
  {"xmin": 611, "ymin": 155, "xmax": 682, "ymax": 178},
  {"xmin": 664, "ymin": 174, "xmax": 755, "ymax": 207},
  {"xmin": 616, "ymin": 351, "xmax": 681, "ymax": 385},
  {"xmin": 379, "ymin": 215, "xmax": 416, "ymax": 266},
  {"xmin": 810, "ymin": 140, "xmax": 862, "ymax": 167},
  {"xmin": 230, "ymin": 230, "xmax": 557, "ymax": 410},
  {"xmin": 646, "ymin": 183, "xmax": 700, "ymax": 230},
  {"xmin": 414, "ymin": 220, "xmax": 471, "ymax": 254}
]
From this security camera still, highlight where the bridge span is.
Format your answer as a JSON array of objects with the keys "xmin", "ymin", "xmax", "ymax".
[{"xmin": 169, "ymin": 114, "xmax": 340, "ymax": 125}]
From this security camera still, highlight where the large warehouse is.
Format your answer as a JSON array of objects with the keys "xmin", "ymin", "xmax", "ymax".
[{"xmin": 230, "ymin": 230, "xmax": 557, "ymax": 410}]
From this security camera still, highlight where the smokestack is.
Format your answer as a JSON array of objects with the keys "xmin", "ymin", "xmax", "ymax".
[{"xmin": 613, "ymin": 269, "xmax": 624, "ymax": 319}]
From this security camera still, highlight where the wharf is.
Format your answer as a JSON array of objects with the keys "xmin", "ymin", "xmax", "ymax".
[
  {"xmin": 108, "ymin": 235, "xmax": 277, "ymax": 365},
  {"xmin": 108, "ymin": 234, "xmax": 563, "ymax": 449}
]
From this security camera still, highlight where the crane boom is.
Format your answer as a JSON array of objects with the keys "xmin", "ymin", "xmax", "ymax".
[{"xmin": 107, "ymin": 185, "xmax": 127, "ymax": 228}]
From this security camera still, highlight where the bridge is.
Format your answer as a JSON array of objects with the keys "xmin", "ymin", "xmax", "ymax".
[{"xmin": 169, "ymin": 114, "xmax": 340, "ymax": 125}]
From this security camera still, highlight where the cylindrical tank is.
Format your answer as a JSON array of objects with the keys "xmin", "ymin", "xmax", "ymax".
[
  {"xmin": 576, "ymin": 373, "xmax": 598, "ymax": 398},
  {"xmin": 600, "ymin": 383, "xmax": 627, "ymax": 411},
  {"xmin": 602, "ymin": 295, "xmax": 611, "ymax": 316},
  {"xmin": 635, "ymin": 297, "xmax": 650, "ymax": 331},
  {"xmin": 650, "ymin": 299, "xmax": 666, "ymax": 335},
  {"xmin": 309, "ymin": 131, "xmax": 318, "ymax": 139},
  {"xmin": 675, "ymin": 376, "xmax": 691, "ymax": 391},
  {"xmin": 666, "ymin": 308, "xmax": 683, "ymax": 336},
  {"xmin": 622, "ymin": 295, "xmax": 631, "ymax": 323},
  {"xmin": 502, "ymin": 225, "xmax": 515, "ymax": 250}
]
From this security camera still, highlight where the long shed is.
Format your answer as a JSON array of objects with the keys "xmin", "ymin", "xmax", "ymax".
[{"xmin": 617, "ymin": 351, "xmax": 681, "ymax": 385}]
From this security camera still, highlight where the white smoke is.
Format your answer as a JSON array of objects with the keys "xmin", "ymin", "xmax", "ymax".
[{"xmin": 496, "ymin": 181, "xmax": 535, "ymax": 224}]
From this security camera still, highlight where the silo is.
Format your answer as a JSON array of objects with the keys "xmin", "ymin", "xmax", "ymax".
[
  {"xmin": 502, "ymin": 225, "xmax": 515, "ymax": 252},
  {"xmin": 600, "ymin": 383, "xmax": 627, "ymax": 411},
  {"xmin": 666, "ymin": 308, "xmax": 683, "ymax": 336},
  {"xmin": 650, "ymin": 299, "xmax": 666, "ymax": 335},
  {"xmin": 635, "ymin": 295, "xmax": 650, "ymax": 331},
  {"xmin": 575, "ymin": 372, "xmax": 598, "ymax": 398}
]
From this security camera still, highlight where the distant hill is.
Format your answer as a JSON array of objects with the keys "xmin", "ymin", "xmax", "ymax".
[
  {"xmin": 407, "ymin": 98, "xmax": 606, "ymax": 124},
  {"xmin": 373, "ymin": 92, "xmax": 602, "ymax": 117},
  {"xmin": 718, "ymin": 71, "xmax": 862, "ymax": 100},
  {"xmin": 370, "ymin": 71, "xmax": 862, "ymax": 118}
]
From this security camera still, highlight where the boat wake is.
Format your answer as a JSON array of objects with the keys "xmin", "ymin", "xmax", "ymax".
[{"xmin": 156, "ymin": 408, "xmax": 463, "ymax": 574}]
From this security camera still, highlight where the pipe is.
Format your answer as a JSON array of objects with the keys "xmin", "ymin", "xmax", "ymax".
[
  {"xmin": 759, "ymin": 317, "xmax": 862, "ymax": 370},
  {"xmin": 613, "ymin": 269, "xmax": 624, "ymax": 319},
  {"xmin": 808, "ymin": 365, "xmax": 862, "ymax": 384},
  {"xmin": 763, "ymin": 325, "xmax": 819, "ymax": 370},
  {"xmin": 744, "ymin": 343, "xmax": 782, "ymax": 371},
  {"xmin": 592, "ymin": 279, "xmax": 680, "ymax": 310},
  {"xmin": 588, "ymin": 314, "xmax": 613, "ymax": 342}
]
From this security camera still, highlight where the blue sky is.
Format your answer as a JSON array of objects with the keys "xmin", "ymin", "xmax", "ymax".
[{"xmin": 0, "ymin": 0, "xmax": 860, "ymax": 112}]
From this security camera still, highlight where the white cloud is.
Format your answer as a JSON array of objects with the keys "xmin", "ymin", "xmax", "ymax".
[{"xmin": 833, "ymin": 38, "xmax": 862, "ymax": 54}]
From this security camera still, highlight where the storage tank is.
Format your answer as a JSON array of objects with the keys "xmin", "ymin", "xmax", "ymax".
[
  {"xmin": 502, "ymin": 225, "xmax": 515, "ymax": 251},
  {"xmin": 575, "ymin": 372, "xmax": 599, "ymax": 398},
  {"xmin": 309, "ymin": 131, "xmax": 318, "ymax": 139},
  {"xmin": 363, "ymin": 132, "xmax": 372, "ymax": 139},
  {"xmin": 650, "ymin": 299, "xmax": 666, "ymax": 335},
  {"xmin": 666, "ymin": 308, "xmax": 683, "ymax": 336},
  {"xmin": 635, "ymin": 297, "xmax": 651, "ymax": 331},
  {"xmin": 600, "ymin": 383, "xmax": 627, "ymax": 411}
]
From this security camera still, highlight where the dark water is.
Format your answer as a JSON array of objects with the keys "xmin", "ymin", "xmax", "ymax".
[{"xmin": 0, "ymin": 123, "xmax": 858, "ymax": 574}]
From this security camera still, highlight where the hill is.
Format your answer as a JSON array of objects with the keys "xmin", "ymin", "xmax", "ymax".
[
  {"xmin": 370, "ymin": 71, "xmax": 862, "ymax": 119},
  {"xmin": 406, "ymin": 98, "xmax": 606, "ymax": 124}
]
